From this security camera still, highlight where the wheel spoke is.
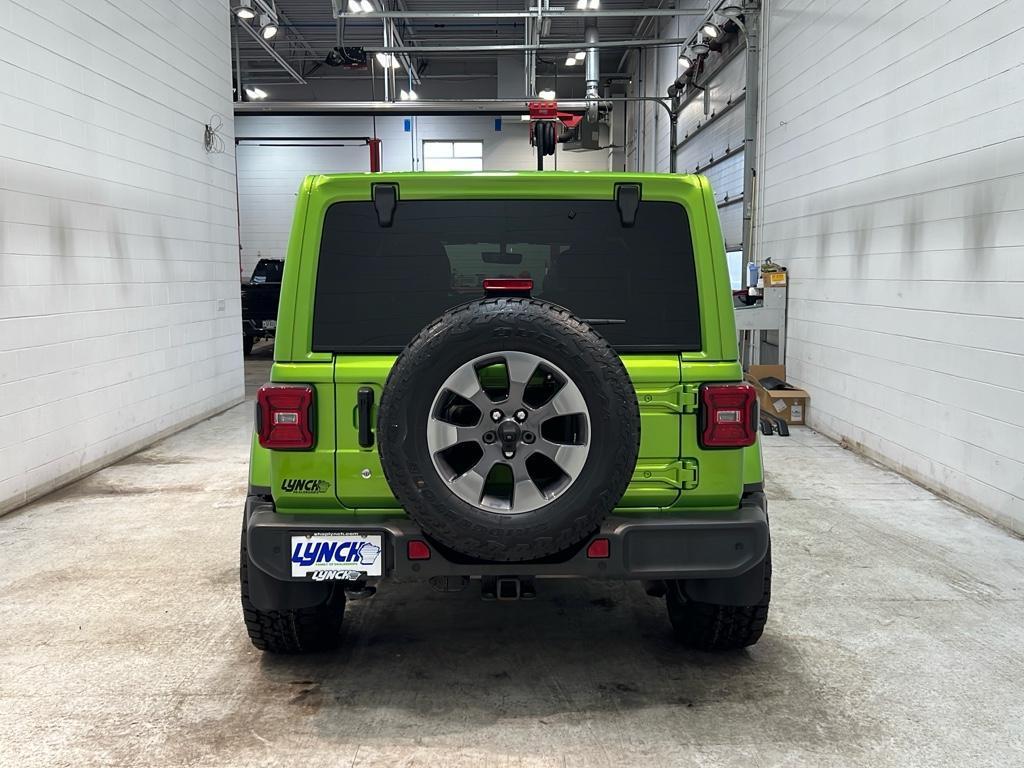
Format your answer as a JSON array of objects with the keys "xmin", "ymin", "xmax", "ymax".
[
  {"xmin": 427, "ymin": 419, "xmax": 477, "ymax": 452},
  {"xmin": 449, "ymin": 469, "xmax": 487, "ymax": 504},
  {"xmin": 444, "ymin": 363, "xmax": 484, "ymax": 402},
  {"xmin": 502, "ymin": 352, "xmax": 538, "ymax": 406},
  {"xmin": 534, "ymin": 380, "xmax": 587, "ymax": 422},
  {"xmin": 510, "ymin": 459, "xmax": 546, "ymax": 511}
]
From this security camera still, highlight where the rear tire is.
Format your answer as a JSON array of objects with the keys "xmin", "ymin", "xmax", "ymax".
[
  {"xmin": 666, "ymin": 551, "xmax": 771, "ymax": 650},
  {"xmin": 242, "ymin": 335, "xmax": 255, "ymax": 356},
  {"xmin": 239, "ymin": 527, "xmax": 346, "ymax": 654}
]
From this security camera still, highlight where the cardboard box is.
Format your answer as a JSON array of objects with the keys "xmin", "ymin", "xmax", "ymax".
[{"xmin": 746, "ymin": 364, "xmax": 809, "ymax": 425}]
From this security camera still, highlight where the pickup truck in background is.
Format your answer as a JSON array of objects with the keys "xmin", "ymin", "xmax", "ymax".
[{"xmin": 241, "ymin": 258, "xmax": 284, "ymax": 355}]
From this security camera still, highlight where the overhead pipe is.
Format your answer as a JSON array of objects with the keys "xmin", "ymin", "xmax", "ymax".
[{"xmin": 584, "ymin": 21, "xmax": 600, "ymax": 121}]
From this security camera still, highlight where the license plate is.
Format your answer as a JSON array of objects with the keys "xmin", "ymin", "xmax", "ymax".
[
  {"xmin": 290, "ymin": 533, "xmax": 383, "ymax": 579},
  {"xmin": 263, "ymin": 320, "xmax": 276, "ymax": 330}
]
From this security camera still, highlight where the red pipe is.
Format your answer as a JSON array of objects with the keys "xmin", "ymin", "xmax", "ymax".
[{"xmin": 368, "ymin": 138, "xmax": 382, "ymax": 172}]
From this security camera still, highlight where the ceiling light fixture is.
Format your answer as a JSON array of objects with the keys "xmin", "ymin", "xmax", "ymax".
[
  {"xmin": 575, "ymin": 50, "xmax": 586, "ymax": 60},
  {"xmin": 360, "ymin": 0, "xmax": 374, "ymax": 11},
  {"xmin": 700, "ymin": 22, "xmax": 721, "ymax": 39},
  {"xmin": 538, "ymin": 89, "xmax": 556, "ymax": 100},
  {"xmin": 244, "ymin": 86, "xmax": 268, "ymax": 100},
  {"xmin": 400, "ymin": 89, "xmax": 418, "ymax": 100},
  {"xmin": 576, "ymin": 0, "xmax": 587, "ymax": 8},
  {"xmin": 231, "ymin": 0, "xmax": 256, "ymax": 20},
  {"xmin": 259, "ymin": 13, "xmax": 278, "ymax": 39},
  {"xmin": 678, "ymin": 52, "xmax": 693, "ymax": 70},
  {"xmin": 718, "ymin": 2, "xmax": 743, "ymax": 18},
  {"xmin": 691, "ymin": 39, "xmax": 710, "ymax": 56},
  {"xmin": 375, "ymin": 51, "xmax": 401, "ymax": 69},
  {"xmin": 347, "ymin": 0, "xmax": 360, "ymax": 11},
  {"xmin": 588, "ymin": 0, "xmax": 600, "ymax": 8},
  {"xmin": 565, "ymin": 56, "xmax": 577, "ymax": 66}
]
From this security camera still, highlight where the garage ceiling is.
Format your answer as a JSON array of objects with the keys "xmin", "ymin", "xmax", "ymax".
[{"xmin": 233, "ymin": 0, "xmax": 701, "ymax": 98}]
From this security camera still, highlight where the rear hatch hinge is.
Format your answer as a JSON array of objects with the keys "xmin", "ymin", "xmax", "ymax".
[
  {"xmin": 632, "ymin": 459, "xmax": 699, "ymax": 491},
  {"xmin": 636, "ymin": 383, "xmax": 699, "ymax": 414}
]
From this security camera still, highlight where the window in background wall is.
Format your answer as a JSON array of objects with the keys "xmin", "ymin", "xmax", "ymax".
[{"xmin": 423, "ymin": 141, "xmax": 484, "ymax": 171}]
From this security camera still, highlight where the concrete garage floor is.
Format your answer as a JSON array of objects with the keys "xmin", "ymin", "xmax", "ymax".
[{"xmin": 2, "ymin": 351, "xmax": 1023, "ymax": 768}]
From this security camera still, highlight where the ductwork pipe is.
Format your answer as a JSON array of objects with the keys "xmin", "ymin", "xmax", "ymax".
[{"xmin": 585, "ymin": 21, "xmax": 599, "ymax": 121}]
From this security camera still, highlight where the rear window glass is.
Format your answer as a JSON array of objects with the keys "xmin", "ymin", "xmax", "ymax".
[{"xmin": 312, "ymin": 199, "xmax": 701, "ymax": 353}]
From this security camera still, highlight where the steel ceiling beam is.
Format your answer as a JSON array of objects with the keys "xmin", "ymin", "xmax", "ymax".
[
  {"xmin": 367, "ymin": 37, "xmax": 692, "ymax": 54},
  {"xmin": 236, "ymin": 18, "xmax": 307, "ymax": 84},
  {"xmin": 332, "ymin": 9, "xmax": 709, "ymax": 19},
  {"xmin": 235, "ymin": 97, "xmax": 671, "ymax": 117}
]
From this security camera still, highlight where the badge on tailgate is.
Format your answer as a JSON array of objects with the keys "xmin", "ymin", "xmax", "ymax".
[{"xmin": 290, "ymin": 533, "xmax": 383, "ymax": 580}]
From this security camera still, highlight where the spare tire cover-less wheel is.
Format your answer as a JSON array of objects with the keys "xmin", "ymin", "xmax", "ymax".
[{"xmin": 377, "ymin": 298, "xmax": 640, "ymax": 562}]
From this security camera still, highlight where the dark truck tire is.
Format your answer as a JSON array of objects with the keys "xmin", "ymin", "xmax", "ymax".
[
  {"xmin": 242, "ymin": 335, "xmax": 255, "ymax": 356},
  {"xmin": 666, "ymin": 550, "xmax": 772, "ymax": 651},
  {"xmin": 239, "ymin": 527, "xmax": 346, "ymax": 654},
  {"xmin": 377, "ymin": 297, "xmax": 640, "ymax": 562}
]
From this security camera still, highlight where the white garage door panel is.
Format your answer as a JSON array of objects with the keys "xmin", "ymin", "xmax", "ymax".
[{"xmin": 236, "ymin": 143, "xmax": 368, "ymax": 275}]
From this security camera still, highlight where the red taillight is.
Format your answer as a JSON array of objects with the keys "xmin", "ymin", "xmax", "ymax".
[
  {"xmin": 256, "ymin": 384, "xmax": 315, "ymax": 450},
  {"xmin": 407, "ymin": 540, "xmax": 431, "ymax": 560},
  {"xmin": 483, "ymin": 278, "xmax": 533, "ymax": 295},
  {"xmin": 586, "ymin": 538, "xmax": 610, "ymax": 559},
  {"xmin": 700, "ymin": 383, "xmax": 757, "ymax": 448}
]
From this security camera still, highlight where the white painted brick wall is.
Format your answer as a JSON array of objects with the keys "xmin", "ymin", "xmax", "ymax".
[
  {"xmin": 235, "ymin": 115, "xmax": 609, "ymax": 275},
  {"xmin": 0, "ymin": 0, "xmax": 243, "ymax": 514},
  {"xmin": 757, "ymin": 0, "xmax": 1024, "ymax": 531}
]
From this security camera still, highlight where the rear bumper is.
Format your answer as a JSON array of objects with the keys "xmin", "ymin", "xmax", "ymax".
[{"xmin": 245, "ymin": 492, "xmax": 769, "ymax": 584}]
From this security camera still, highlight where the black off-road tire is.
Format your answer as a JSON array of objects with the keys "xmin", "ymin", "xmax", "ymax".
[
  {"xmin": 242, "ymin": 335, "xmax": 255, "ymax": 356},
  {"xmin": 666, "ymin": 551, "xmax": 772, "ymax": 651},
  {"xmin": 377, "ymin": 297, "xmax": 640, "ymax": 562},
  {"xmin": 239, "ymin": 527, "xmax": 346, "ymax": 654}
]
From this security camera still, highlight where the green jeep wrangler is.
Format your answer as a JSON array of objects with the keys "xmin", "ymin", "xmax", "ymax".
[{"xmin": 241, "ymin": 172, "xmax": 770, "ymax": 654}]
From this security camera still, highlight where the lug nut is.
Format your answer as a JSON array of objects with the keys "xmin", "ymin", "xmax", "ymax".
[
  {"xmin": 482, "ymin": 431, "xmax": 496, "ymax": 444},
  {"xmin": 522, "ymin": 432, "xmax": 536, "ymax": 444},
  {"xmin": 514, "ymin": 409, "xmax": 528, "ymax": 422},
  {"xmin": 490, "ymin": 409, "xmax": 503, "ymax": 422}
]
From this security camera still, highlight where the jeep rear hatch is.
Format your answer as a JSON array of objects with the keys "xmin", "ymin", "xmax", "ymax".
[{"xmin": 312, "ymin": 197, "xmax": 702, "ymax": 511}]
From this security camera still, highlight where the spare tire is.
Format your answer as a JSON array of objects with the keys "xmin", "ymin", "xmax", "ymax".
[{"xmin": 377, "ymin": 297, "xmax": 640, "ymax": 562}]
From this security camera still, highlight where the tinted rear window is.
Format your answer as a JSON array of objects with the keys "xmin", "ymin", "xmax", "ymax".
[{"xmin": 312, "ymin": 199, "xmax": 700, "ymax": 352}]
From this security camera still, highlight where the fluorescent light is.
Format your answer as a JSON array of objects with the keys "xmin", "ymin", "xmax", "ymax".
[
  {"xmin": 400, "ymin": 89, "xmax": 418, "ymax": 100},
  {"xmin": 231, "ymin": 1, "xmax": 256, "ymax": 20},
  {"xmin": 576, "ymin": 0, "xmax": 587, "ymax": 8},
  {"xmin": 244, "ymin": 86, "xmax": 267, "ymax": 100},
  {"xmin": 565, "ymin": 56, "xmax": 576, "ymax": 66},
  {"xmin": 360, "ymin": 0, "xmax": 374, "ymax": 11},
  {"xmin": 700, "ymin": 22, "xmax": 721, "ymax": 38},
  {"xmin": 538, "ymin": 89, "xmax": 556, "ymax": 100},
  {"xmin": 588, "ymin": 0, "xmax": 600, "ymax": 8},
  {"xmin": 259, "ymin": 13, "xmax": 278, "ymax": 39},
  {"xmin": 348, "ymin": 0, "xmax": 360, "ymax": 11},
  {"xmin": 574, "ymin": 50, "xmax": 586, "ymax": 60},
  {"xmin": 375, "ymin": 52, "xmax": 400, "ymax": 69}
]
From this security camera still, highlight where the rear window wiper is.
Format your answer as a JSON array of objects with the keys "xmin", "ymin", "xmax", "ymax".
[{"xmin": 581, "ymin": 318, "xmax": 626, "ymax": 325}]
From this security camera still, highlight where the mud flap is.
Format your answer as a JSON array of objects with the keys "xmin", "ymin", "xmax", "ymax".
[
  {"xmin": 246, "ymin": 557, "xmax": 332, "ymax": 611},
  {"xmin": 681, "ymin": 552, "xmax": 768, "ymax": 606}
]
